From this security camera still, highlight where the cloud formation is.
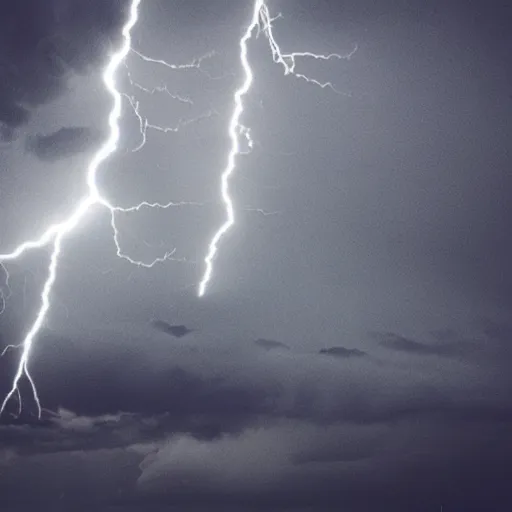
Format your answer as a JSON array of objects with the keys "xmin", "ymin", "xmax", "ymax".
[
  {"xmin": 25, "ymin": 126, "xmax": 101, "ymax": 160},
  {"xmin": 0, "ymin": 319, "xmax": 511, "ymax": 510},
  {"xmin": 319, "ymin": 346, "xmax": 367, "ymax": 358},
  {"xmin": 150, "ymin": 320, "xmax": 194, "ymax": 338},
  {"xmin": 253, "ymin": 338, "xmax": 290, "ymax": 350},
  {"xmin": 0, "ymin": 0, "xmax": 129, "ymax": 139},
  {"xmin": 374, "ymin": 332, "xmax": 471, "ymax": 358}
]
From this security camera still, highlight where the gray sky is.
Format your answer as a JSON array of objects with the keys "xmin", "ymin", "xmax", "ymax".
[{"xmin": 1, "ymin": 0, "xmax": 512, "ymax": 510}]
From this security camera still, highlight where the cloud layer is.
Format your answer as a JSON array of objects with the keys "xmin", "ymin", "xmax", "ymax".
[
  {"xmin": 25, "ymin": 126, "xmax": 101, "ymax": 160},
  {"xmin": 1, "ymin": 318, "xmax": 511, "ymax": 510},
  {"xmin": 0, "ymin": 0, "xmax": 129, "ymax": 140}
]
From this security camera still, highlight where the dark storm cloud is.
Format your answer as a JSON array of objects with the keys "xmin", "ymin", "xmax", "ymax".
[
  {"xmin": 134, "ymin": 417, "xmax": 512, "ymax": 510},
  {"xmin": 26, "ymin": 322, "xmax": 509, "ymax": 427},
  {"xmin": 479, "ymin": 319, "xmax": 512, "ymax": 343},
  {"xmin": 0, "ymin": 125, "xmax": 17, "ymax": 143},
  {"xmin": 4, "ymin": 415, "xmax": 510, "ymax": 511},
  {"xmin": 1, "ymin": 321, "xmax": 512, "ymax": 510},
  {"xmin": 0, "ymin": 409, "xmax": 127, "ymax": 456},
  {"xmin": 374, "ymin": 332, "xmax": 471, "ymax": 358},
  {"xmin": 2, "ymin": 405, "xmax": 512, "ymax": 511},
  {"xmin": 253, "ymin": 338, "xmax": 290, "ymax": 350},
  {"xmin": 25, "ymin": 126, "xmax": 101, "ymax": 160},
  {"xmin": 151, "ymin": 320, "xmax": 194, "ymax": 338},
  {"xmin": 0, "ymin": 407, "xmax": 257, "ymax": 465},
  {"xmin": 0, "ymin": 0, "xmax": 129, "ymax": 136},
  {"xmin": 319, "ymin": 346, "xmax": 367, "ymax": 358},
  {"xmin": 0, "ymin": 105, "xmax": 29, "ymax": 140}
]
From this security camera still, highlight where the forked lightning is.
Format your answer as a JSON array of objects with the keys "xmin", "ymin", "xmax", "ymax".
[
  {"xmin": 197, "ymin": 0, "xmax": 355, "ymax": 295},
  {"xmin": 0, "ymin": 0, "xmax": 353, "ymax": 417},
  {"xmin": 0, "ymin": 0, "xmax": 143, "ymax": 417}
]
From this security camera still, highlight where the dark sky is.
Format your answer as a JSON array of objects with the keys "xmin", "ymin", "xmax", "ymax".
[{"xmin": 1, "ymin": 0, "xmax": 512, "ymax": 510}]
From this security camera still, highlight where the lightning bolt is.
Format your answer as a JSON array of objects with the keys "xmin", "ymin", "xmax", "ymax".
[
  {"xmin": 0, "ymin": 264, "xmax": 10, "ymax": 315},
  {"xmin": 197, "ymin": 0, "xmax": 355, "ymax": 297},
  {"xmin": 0, "ymin": 0, "xmax": 143, "ymax": 418},
  {"xmin": 0, "ymin": 0, "xmax": 352, "ymax": 417}
]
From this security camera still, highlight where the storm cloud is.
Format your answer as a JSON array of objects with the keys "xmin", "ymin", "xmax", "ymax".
[
  {"xmin": 253, "ymin": 338, "xmax": 290, "ymax": 351},
  {"xmin": 0, "ymin": 0, "xmax": 129, "ymax": 138},
  {"xmin": 374, "ymin": 332, "xmax": 472, "ymax": 358},
  {"xmin": 1, "ymin": 319, "xmax": 512, "ymax": 511},
  {"xmin": 151, "ymin": 320, "xmax": 194, "ymax": 339},
  {"xmin": 319, "ymin": 346, "xmax": 367, "ymax": 358},
  {"xmin": 25, "ymin": 126, "xmax": 101, "ymax": 160}
]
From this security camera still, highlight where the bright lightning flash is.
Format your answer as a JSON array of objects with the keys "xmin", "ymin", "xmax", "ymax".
[
  {"xmin": 197, "ymin": 0, "xmax": 355, "ymax": 297},
  {"xmin": 0, "ymin": 0, "xmax": 143, "ymax": 418},
  {"xmin": 0, "ymin": 0, "xmax": 352, "ymax": 418}
]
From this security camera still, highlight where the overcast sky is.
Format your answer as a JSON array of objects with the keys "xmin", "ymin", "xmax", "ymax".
[{"xmin": 1, "ymin": 1, "xmax": 512, "ymax": 511}]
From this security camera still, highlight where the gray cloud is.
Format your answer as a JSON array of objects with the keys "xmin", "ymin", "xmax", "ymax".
[
  {"xmin": 151, "ymin": 320, "xmax": 194, "ymax": 338},
  {"xmin": 52, "ymin": 407, "xmax": 124, "ymax": 432},
  {"xmin": 22, "ymin": 321, "xmax": 508, "ymax": 429},
  {"xmin": 25, "ymin": 126, "xmax": 101, "ymax": 160},
  {"xmin": 374, "ymin": 332, "xmax": 472, "ymax": 358},
  {"xmin": 133, "ymin": 417, "xmax": 512, "ymax": 510},
  {"xmin": 253, "ymin": 338, "xmax": 290, "ymax": 351},
  {"xmin": 3, "ymin": 409, "xmax": 511, "ymax": 511},
  {"xmin": 479, "ymin": 319, "xmax": 512, "ymax": 343},
  {"xmin": 319, "ymin": 346, "xmax": 367, "ymax": 358},
  {"xmin": 0, "ymin": 0, "xmax": 129, "ymax": 137},
  {"xmin": 1, "ymin": 320, "xmax": 512, "ymax": 510}
]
